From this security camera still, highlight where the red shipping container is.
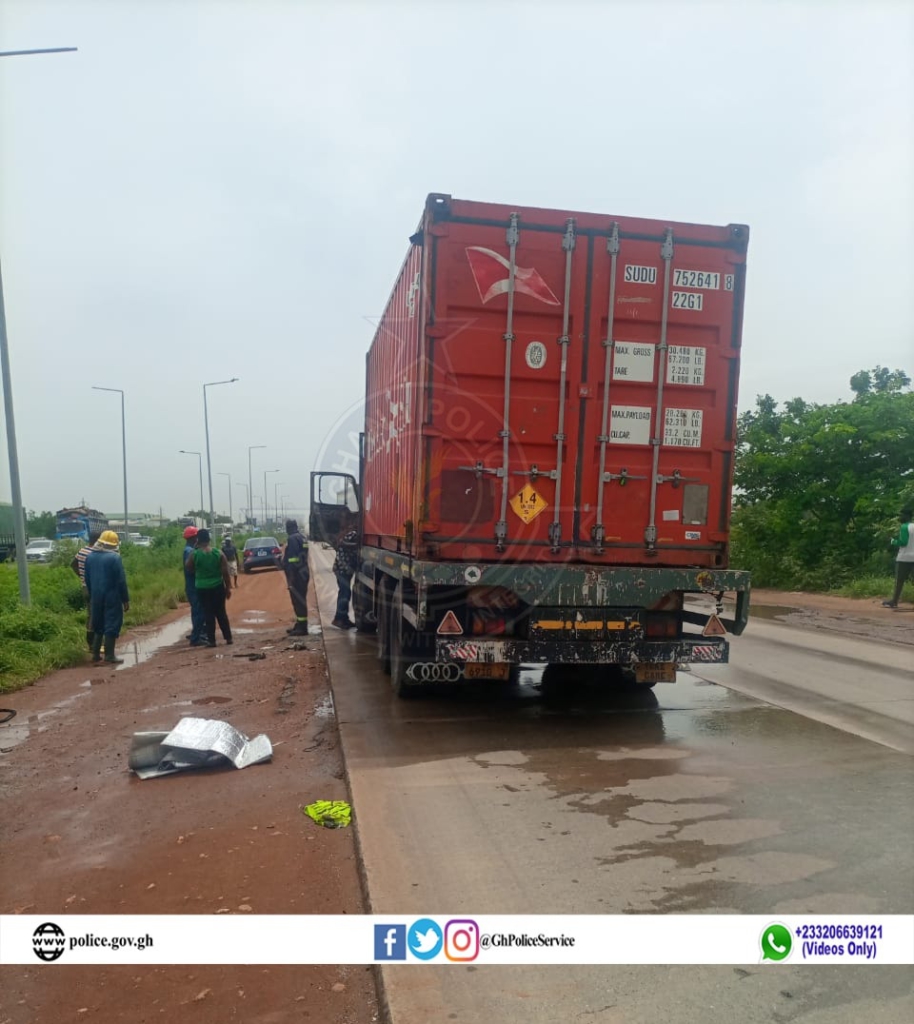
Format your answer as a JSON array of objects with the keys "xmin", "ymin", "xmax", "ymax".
[{"xmin": 363, "ymin": 194, "xmax": 749, "ymax": 569}]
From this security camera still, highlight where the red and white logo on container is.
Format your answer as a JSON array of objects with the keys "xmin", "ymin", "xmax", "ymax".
[
  {"xmin": 465, "ymin": 247, "xmax": 560, "ymax": 306},
  {"xmin": 445, "ymin": 919, "xmax": 480, "ymax": 962}
]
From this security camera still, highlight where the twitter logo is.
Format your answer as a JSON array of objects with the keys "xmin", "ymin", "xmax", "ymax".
[{"xmin": 407, "ymin": 918, "xmax": 443, "ymax": 960}]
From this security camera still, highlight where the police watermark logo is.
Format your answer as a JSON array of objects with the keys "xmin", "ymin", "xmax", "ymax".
[{"xmin": 33, "ymin": 921, "xmax": 66, "ymax": 962}]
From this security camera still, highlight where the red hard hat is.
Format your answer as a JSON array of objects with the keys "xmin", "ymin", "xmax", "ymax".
[{"xmin": 183, "ymin": 526, "xmax": 198, "ymax": 539}]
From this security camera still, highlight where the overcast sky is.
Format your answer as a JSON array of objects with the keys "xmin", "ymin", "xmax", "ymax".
[{"xmin": 1, "ymin": 0, "xmax": 912, "ymax": 520}]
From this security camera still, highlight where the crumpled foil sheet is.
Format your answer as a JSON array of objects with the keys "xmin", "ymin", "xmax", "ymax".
[{"xmin": 129, "ymin": 718, "xmax": 273, "ymax": 779}]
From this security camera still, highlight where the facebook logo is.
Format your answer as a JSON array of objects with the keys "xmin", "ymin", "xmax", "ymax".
[{"xmin": 374, "ymin": 924, "xmax": 406, "ymax": 960}]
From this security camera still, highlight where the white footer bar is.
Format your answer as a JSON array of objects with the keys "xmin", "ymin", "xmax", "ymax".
[{"xmin": 2, "ymin": 915, "xmax": 910, "ymax": 965}]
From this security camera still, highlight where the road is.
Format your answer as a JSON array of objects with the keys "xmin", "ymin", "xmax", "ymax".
[{"xmin": 312, "ymin": 549, "xmax": 914, "ymax": 1024}]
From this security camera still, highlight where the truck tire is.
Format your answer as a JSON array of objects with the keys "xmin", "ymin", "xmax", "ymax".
[
  {"xmin": 353, "ymin": 578, "xmax": 377, "ymax": 634},
  {"xmin": 375, "ymin": 584, "xmax": 391, "ymax": 675}
]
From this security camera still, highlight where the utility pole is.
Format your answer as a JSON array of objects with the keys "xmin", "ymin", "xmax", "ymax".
[{"xmin": 0, "ymin": 46, "xmax": 77, "ymax": 604}]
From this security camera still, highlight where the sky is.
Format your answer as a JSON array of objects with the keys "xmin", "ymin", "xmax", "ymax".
[{"xmin": 1, "ymin": 0, "xmax": 912, "ymax": 520}]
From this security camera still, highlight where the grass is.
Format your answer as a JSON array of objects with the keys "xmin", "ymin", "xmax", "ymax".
[
  {"xmin": 0, "ymin": 528, "xmax": 189, "ymax": 694},
  {"xmin": 832, "ymin": 575, "xmax": 914, "ymax": 602}
]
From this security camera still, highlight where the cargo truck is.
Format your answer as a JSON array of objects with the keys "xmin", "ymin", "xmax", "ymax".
[
  {"xmin": 56, "ymin": 506, "xmax": 109, "ymax": 545},
  {"xmin": 310, "ymin": 194, "xmax": 751, "ymax": 695}
]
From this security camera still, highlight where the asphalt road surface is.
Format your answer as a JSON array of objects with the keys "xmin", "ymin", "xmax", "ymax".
[{"xmin": 312, "ymin": 549, "xmax": 914, "ymax": 1024}]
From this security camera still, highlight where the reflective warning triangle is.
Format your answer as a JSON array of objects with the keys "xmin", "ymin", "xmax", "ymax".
[
  {"xmin": 702, "ymin": 614, "xmax": 727, "ymax": 637},
  {"xmin": 437, "ymin": 610, "xmax": 464, "ymax": 635}
]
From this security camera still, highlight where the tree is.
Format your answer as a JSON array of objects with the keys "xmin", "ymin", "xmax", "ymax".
[
  {"xmin": 732, "ymin": 367, "xmax": 913, "ymax": 588},
  {"xmin": 27, "ymin": 510, "xmax": 56, "ymax": 539}
]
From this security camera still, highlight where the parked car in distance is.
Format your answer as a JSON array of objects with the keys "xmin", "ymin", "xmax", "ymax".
[
  {"xmin": 242, "ymin": 537, "xmax": 282, "ymax": 573},
  {"xmin": 133, "ymin": 536, "xmax": 153, "ymax": 548},
  {"xmin": 25, "ymin": 538, "xmax": 55, "ymax": 563}
]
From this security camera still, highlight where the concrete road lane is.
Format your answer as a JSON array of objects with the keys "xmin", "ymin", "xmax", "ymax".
[
  {"xmin": 693, "ymin": 617, "xmax": 914, "ymax": 754},
  {"xmin": 312, "ymin": 551, "xmax": 914, "ymax": 1024}
]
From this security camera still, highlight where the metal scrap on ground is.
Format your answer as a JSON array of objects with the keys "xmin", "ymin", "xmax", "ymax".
[{"xmin": 128, "ymin": 717, "xmax": 273, "ymax": 779}]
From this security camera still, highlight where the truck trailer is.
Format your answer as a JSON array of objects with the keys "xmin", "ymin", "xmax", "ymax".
[{"xmin": 310, "ymin": 194, "xmax": 751, "ymax": 695}]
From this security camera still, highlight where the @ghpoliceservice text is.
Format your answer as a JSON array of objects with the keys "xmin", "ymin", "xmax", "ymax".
[{"xmin": 480, "ymin": 933, "xmax": 576, "ymax": 950}]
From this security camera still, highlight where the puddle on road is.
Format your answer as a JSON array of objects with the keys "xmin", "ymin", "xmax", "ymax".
[
  {"xmin": 242, "ymin": 610, "xmax": 269, "ymax": 624},
  {"xmin": 749, "ymin": 604, "xmax": 796, "ymax": 621},
  {"xmin": 0, "ymin": 691, "xmax": 93, "ymax": 753},
  {"xmin": 138, "ymin": 699, "xmax": 193, "ymax": 714},
  {"xmin": 116, "ymin": 616, "xmax": 192, "ymax": 670}
]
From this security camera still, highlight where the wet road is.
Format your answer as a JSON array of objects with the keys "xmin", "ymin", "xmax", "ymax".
[{"xmin": 312, "ymin": 551, "xmax": 914, "ymax": 1024}]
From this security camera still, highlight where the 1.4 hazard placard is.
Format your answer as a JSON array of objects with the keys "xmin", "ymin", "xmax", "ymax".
[{"xmin": 509, "ymin": 483, "xmax": 548, "ymax": 524}]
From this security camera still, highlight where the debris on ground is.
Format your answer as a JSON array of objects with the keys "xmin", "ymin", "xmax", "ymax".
[
  {"xmin": 128, "ymin": 717, "xmax": 273, "ymax": 779},
  {"xmin": 233, "ymin": 652, "xmax": 267, "ymax": 661},
  {"xmin": 284, "ymin": 641, "xmax": 311, "ymax": 652},
  {"xmin": 303, "ymin": 800, "xmax": 351, "ymax": 828}
]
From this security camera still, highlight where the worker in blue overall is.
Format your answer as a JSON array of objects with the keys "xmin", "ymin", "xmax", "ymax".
[{"xmin": 84, "ymin": 530, "xmax": 130, "ymax": 664}]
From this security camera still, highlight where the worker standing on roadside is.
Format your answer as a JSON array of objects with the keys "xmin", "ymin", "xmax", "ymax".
[
  {"xmin": 71, "ymin": 531, "xmax": 101, "ymax": 651},
  {"xmin": 332, "ymin": 513, "xmax": 359, "ymax": 630},
  {"xmin": 183, "ymin": 526, "xmax": 205, "ymax": 646},
  {"xmin": 222, "ymin": 534, "xmax": 240, "ymax": 590},
  {"xmin": 883, "ymin": 507, "xmax": 914, "ymax": 609},
  {"xmin": 185, "ymin": 528, "xmax": 233, "ymax": 647},
  {"xmin": 84, "ymin": 530, "xmax": 130, "ymax": 665},
  {"xmin": 282, "ymin": 519, "xmax": 310, "ymax": 636}
]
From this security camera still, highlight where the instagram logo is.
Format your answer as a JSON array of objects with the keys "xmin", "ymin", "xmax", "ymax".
[{"xmin": 445, "ymin": 919, "xmax": 479, "ymax": 962}]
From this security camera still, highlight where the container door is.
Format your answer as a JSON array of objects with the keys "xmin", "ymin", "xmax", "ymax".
[
  {"xmin": 575, "ymin": 226, "xmax": 745, "ymax": 567},
  {"xmin": 425, "ymin": 215, "xmax": 589, "ymax": 561}
]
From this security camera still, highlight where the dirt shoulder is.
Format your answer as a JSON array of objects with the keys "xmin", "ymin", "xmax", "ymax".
[
  {"xmin": 0, "ymin": 570, "xmax": 378, "ymax": 1024},
  {"xmin": 732, "ymin": 588, "xmax": 913, "ymax": 646}
]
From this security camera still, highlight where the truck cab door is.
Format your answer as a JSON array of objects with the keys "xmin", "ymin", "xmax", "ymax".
[{"xmin": 309, "ymin": 472, "xmax": 360, "ymax": 545}]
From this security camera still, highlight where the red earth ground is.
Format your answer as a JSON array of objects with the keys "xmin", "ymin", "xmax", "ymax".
[{"xmin": 0, "ymin": 569, "xmax": 378, "ymax": 1024}]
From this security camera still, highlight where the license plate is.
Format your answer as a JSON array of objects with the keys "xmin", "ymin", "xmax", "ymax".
[
  {"xmin": 257, "ymin": 549, "xmax": 266, "ymax": 556},
  {"xmin": 464, "ymin": 663, "xmax": 510, "ymax": 681},
  {"xmin": 634, "ymin": 662, "xmax": 677, "ymax": 684}
]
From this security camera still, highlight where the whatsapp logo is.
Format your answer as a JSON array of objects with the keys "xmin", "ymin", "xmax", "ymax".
[{"xmin": 761, "ymin": 923, "xmax": 793, "ymax": 962}]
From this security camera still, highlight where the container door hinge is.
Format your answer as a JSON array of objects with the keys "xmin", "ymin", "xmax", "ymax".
[
  {"xmin": 548, "ymin": 521, "xmax": 562, "ymax": 551},
  {"xmin": 495, "ymin": 519, "xmax": 508, "ymax": 550}
]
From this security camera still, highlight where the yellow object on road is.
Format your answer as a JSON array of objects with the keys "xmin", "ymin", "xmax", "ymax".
[{"xmin": 303, "ymin": 800, "xmax": 352, "ymax": 828}]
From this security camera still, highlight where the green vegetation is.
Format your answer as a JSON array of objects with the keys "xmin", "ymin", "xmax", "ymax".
[
  {"xmin": 0, "ymin": 528, "xmax": 188, "ymax": 693},
  {"xmin": 26, "ymin": 509, "xmax": 56, "ymax": 539},
  {"xmin": 731, "ymin": 366, "xmax": 913, "ymax": 599}
]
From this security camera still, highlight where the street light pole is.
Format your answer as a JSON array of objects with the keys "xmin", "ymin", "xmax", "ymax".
[
  {"xmin": 0, "ymin": 46, "xmax": 77, "ymax": 605},
  {"xmin": 218, "ymin": 472, "xmax": 232, "ymax": 526},
  {"xmin": 248, "ymin": 445, "xmax": 265, "ymax": 527},
  {"xmin": 0, "ymin": 261, "xmax": 29, "ymax": 602},
  {"xmin": 274, "ymin": 482, "xmax": 284, "ymax": 527},
  {"xmin": 264, "ymin": 469, "xmax": 279, "ymax": 529},
  {"xmin": 179, "ymin": 450, "xmax": 204, "ymax": 516},
  {"xmin": 203, "ymin": 378, "xmax": 238, "ymax": 535},
  {"xmin": 235, "ymin": 482, "xmax": 250, "ymax": 525},
  {"xmin": 92, "ymin": 387, "xmax": 127, "ymax": 541}
]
